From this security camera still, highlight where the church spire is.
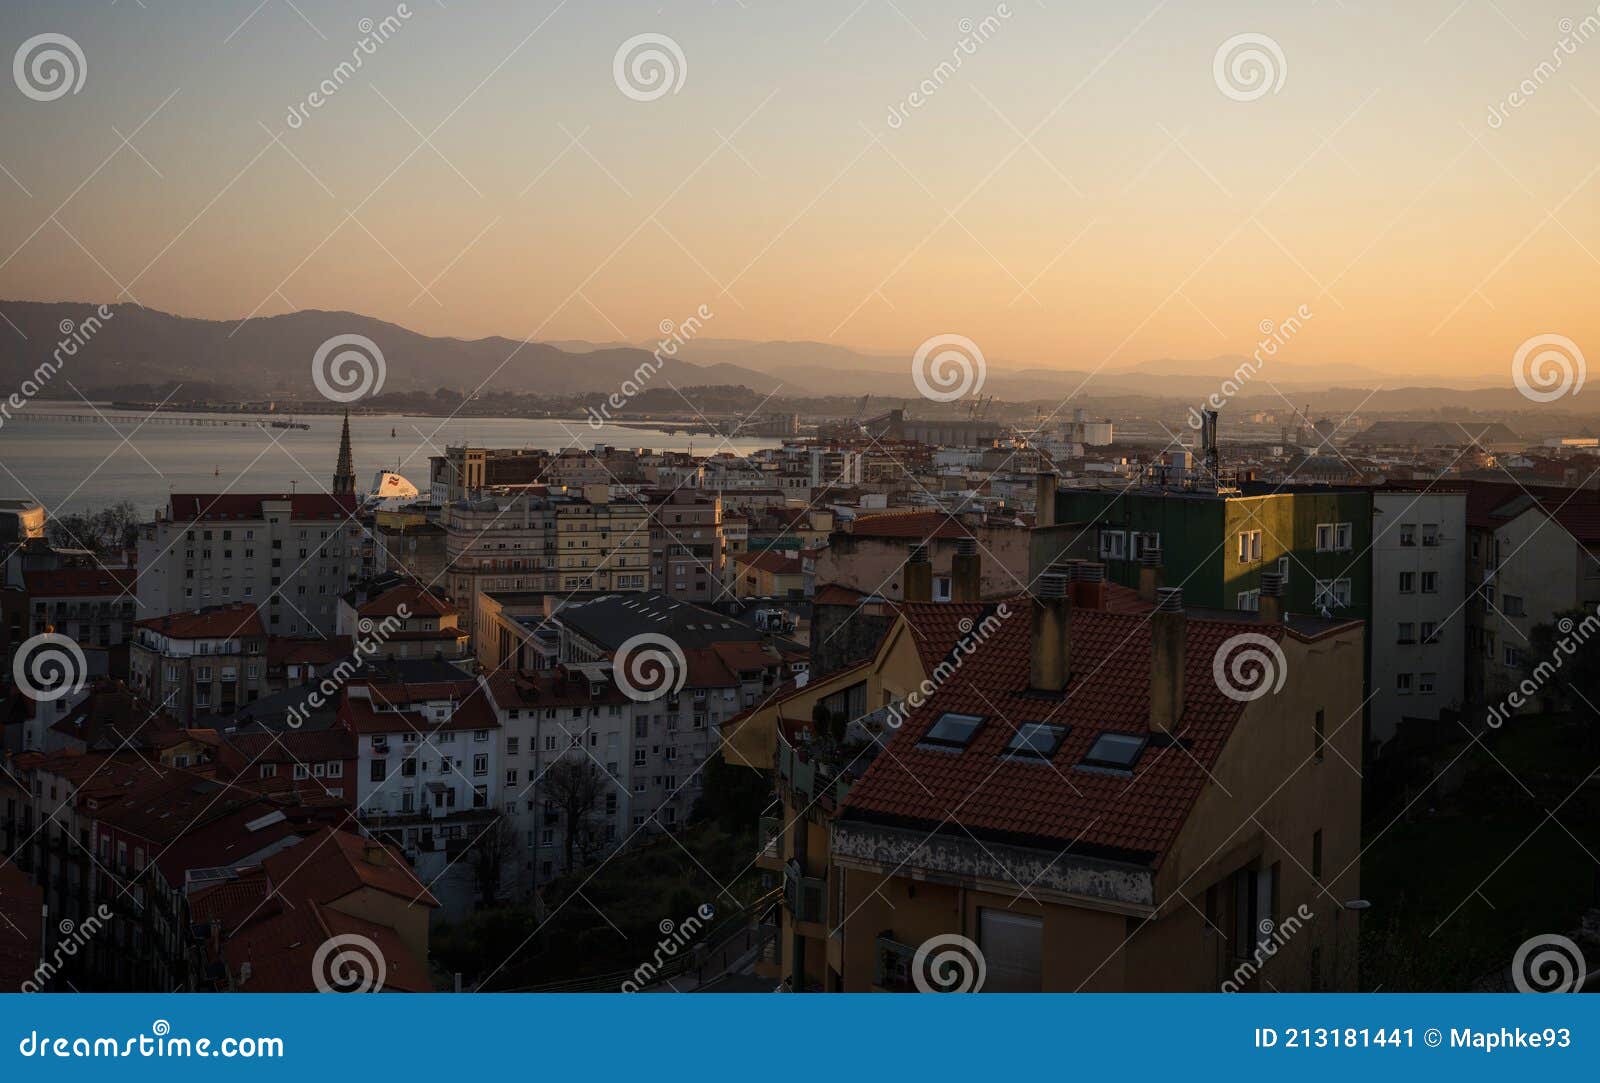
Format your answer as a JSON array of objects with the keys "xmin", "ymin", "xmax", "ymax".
[{"xmin": 333, "ymin": 409, "xmax": 356, "ymax": 496}]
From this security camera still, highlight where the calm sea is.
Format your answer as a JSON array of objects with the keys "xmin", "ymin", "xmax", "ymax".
[{"xmin": 0, "ymin": 404, "xmax": 783, "ymax": 516}]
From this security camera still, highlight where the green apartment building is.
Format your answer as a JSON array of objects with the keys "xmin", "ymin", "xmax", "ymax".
[{"xmin": 1054, "ymin": 484, "xmax": 1374, "ymax": 625}]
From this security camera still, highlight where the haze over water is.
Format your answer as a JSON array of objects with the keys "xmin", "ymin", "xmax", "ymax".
[{"xmin": 0, "ymin": 405, "xmax": 783, "ymax": 516}]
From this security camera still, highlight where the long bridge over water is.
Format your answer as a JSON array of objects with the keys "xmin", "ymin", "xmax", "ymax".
[{"xmin": 5, "ymin": 413, "xmax": 311, "ymax": 430}]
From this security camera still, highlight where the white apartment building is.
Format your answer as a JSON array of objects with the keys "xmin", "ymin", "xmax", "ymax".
[
  {"xmin": 484, "ymin": 593, "xmax": 802, "ymax": 890},
  {"xmin": 344, "ymin": 677, "xmax": 501, "ymax": 913},
  {"xmin": 1370, "ymin": 489, "xmax": 1467, "ymax": 748},
  {"xmin": 1476, "ymin": 498, "xmax": 1600, "ymax": 716},
  {"xmin": 136, "ymin": 494, "xmax": 361, "ymax": 637}
]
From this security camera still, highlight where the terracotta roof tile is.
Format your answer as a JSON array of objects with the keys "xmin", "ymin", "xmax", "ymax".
[
  {"xmin": 135, "ymin": 603, "xmax": 264, "ymax": 640},
  {"xmin": 24, "ymin": 567, "xmax": 136, "ymax": 597},
  {"xmin": 842, "ymin": 598, "xmax": 1314, "ymax": 865}
]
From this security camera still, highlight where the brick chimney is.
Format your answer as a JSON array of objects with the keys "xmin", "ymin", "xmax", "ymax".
[
  {"xmin": 1149, "ymin": 587, "xmax": 1186, "ymax": 733},
  {"xmin": 1029, "ymin": 572, "xmax": 1071, "ymax": 693},
  {"xmin": 1137, "ymin": 546, "xmax": 1163, "ymax": 604},
  {"xmin": 951, "ymin": 537, "xmax": 981, "ymax": 602},
  {"xmin": 903, "ymin": 544, "xmax": 933, "ymax": 603},
  {"xmin": 1035, "ymin": 471, "xmax": 1057, "ymax": 526},
  {"xmin": 1071, "ymin": 561, "xmax": 1108, "ymax": 611},
  {"xmin": 1259, "ymin": 571, "xmax": 1286, "ymax": 625}
]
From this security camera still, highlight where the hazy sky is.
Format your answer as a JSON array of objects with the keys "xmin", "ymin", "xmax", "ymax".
[{"xmin": 1, "ymin": 0, "xmax": 1596, "ymax": 379}]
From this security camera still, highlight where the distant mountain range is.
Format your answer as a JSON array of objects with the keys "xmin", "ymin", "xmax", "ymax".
[{"xmin": 0, "ymin": 300, "xmax": 1546, "ymax": 412}]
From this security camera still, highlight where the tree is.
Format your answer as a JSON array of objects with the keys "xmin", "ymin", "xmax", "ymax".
[
  {"xmin": 543, "ymin": 758, "xmax": 607, "ymax": 873},
  {"xmin": 469, "ymin": 817, "xmax": 520, "ymax": 906},
  {"xmin": 1524, "ymin": 609, "xmax": 1600, "ymax": 750},
  {"xmin": 46, "ymin": 499, "xmax": 141, "ymax": 557},
  {"xmin": 691, "ymin": 752, "xmax": 772, "ymax": 836}
]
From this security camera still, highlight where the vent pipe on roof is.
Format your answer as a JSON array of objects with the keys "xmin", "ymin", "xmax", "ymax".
[
  {"xmin": 1029, "ymin": 573, "xmax": 1071, "ymax": 693},
  {"xmin": 1035, "ymin": 471, "xmax": 1058, "ymax": 527},
  {"xmin": 1150, "ymin": 587, "xmax": 1185, "ymax": 733},
  {"xmin": 1259, "ymin": 571, "xmax": 1286, "ymax": 625},
  {"xmin": 1137, "ymin": 546, "xmax": 1164, "ymax": 604},
  {"xmin": 952, "ymin": 537, "xmax": 981, "ymax": 603},
  {"xmin": 1071, "ymin": 560, "xmax": 1108, "ymax": 611},
  {"xmin": 903, "ymin": 543, "xmax": 933, "ymax": 603}
]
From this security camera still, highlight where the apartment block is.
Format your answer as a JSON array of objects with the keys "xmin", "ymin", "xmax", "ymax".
[{"xmin": 136, "ymin": 494, "xmax": 362, "ymax": 637}]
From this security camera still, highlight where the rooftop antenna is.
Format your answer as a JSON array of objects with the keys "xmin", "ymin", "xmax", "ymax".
[{"xmin": 1201, "ymin": 408, "xmax": 1220, "ymax": 488}]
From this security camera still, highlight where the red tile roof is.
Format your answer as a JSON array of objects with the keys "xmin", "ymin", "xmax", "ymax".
[
  {"xmin": 167, "ymin": 493, "xmax": 357, "ymax": 522},
  {"xmin": 847, "ymin": 510, "xmax": 968, "ymax": 540},
  {"xmin": 223, "ymin": 899, "xmax": 431, "ymax": 992},
  {"xmin": 736, "ymin": 549, "xmax": 804, "ymax": 576},
  {"xmin": 341, "ymin": 679, "xmax": 499, "ymax": 734},
  {"xmin": 841, "ymin": 598, "xmax": 1344, "ymax": 865},
  {"xmin": 135, "ymin": 603, "xmax": 264, "ymax": 639},
  {"xmin": 357, "ymin": 583, "xmax": 453, "ymax": 619},
  {"xmin": 24, "ymin": 567, "xmax": 136, "ymax": 597},
  {"xmin": 261, "ymin": 827, "xmax": 438, "ymax": 909}
]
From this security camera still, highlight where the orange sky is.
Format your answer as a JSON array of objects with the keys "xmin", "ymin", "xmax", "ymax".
[{"xmin": 1, "ymin": 0, "xmax": 1596, "ymax": 380}]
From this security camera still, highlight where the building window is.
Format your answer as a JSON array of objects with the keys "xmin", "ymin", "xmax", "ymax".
[
  {"xmin": 1398, "ymin": 571, "xmax": 1415, "ymax": 593},
  {"xmin": 1399, "ymin": 524, "xmax": 1416, "ymax": 547},
  {"xmin": 1419, "ymin": 672, "xmax": 1436, "ymax": 695},
  {"xmin": 1396, "ymin": 622, "xmax": 1415, "ymax": 644},
  {"xmin": 1396, "ymin": 673, "xmax": 1413, "ymax": 695},
  {"xmin": 1099, "ymin": 530, "xmax": 1127, "ymax": 561},
  {"xmin": 1236, "ymin": 590, "xmax": 1260, "ymax": 612},
  {"xmin": 371, "ymin": 759, "xmax": 387, "ymax": 781},
  {"xmin": 1503, "ymin": 594, "xmax": 1525, "ymax": 617},
  {"xmin": 1420, "ymin": 571, "xmax": 1438, "ymax": 594},
  {"xmin": 1421, "ymin": 523, "xmax": 1439, "ymax": 546},
  {"xmin": 1313, "ymin": 578, "xmax": 1352, "ymax": 610},
  {"xmin": 1237, "ymin": 530, "xmax": 1262, "ymax": 563}
]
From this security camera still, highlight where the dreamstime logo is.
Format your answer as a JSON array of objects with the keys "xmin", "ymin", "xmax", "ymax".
[
  {"xmin": 1511, "ymin": 333, "xmax": 1584, "ymax": 403},
  {"xmin": 1212, "ymin": 632, "xmax": 1287, "ymax": 702},
  {"xmin": 1187, "ymin": 305, "xmax": 1313, "ymax": 429},
  {"xmin": 311, "ymin": 933, "xmax": 387, "ymax": 993},
  {"xmin": 1221, "ymin": 904, "xmax": 1314, "ymax": 992},
  {"xmin": 612, "ymin": 632, "xmax": 687, "ymax": 702},
  {"xmin": 912, "ymin": 933, "xmax": 986, "ymax": 992},
  {"xmin": 1485, "ymin": 604, "xmax": 1600, "ymax": 729},
  {"xmin": 0, "ymin": 305, "xmax": 114, "ymax": 429},
  {"xmin": 284, "ymin": 604, "xmax": 410, "ymax": 728},
  {"xmin": 586, "ymin": 304, "xmax": 713, "ymax": 428},
  {"xmin": 883, "ymin": 603, "xmax": 1011, "ymax": 729},
  {"xmin": 1486, "ymin": 10, "xmax": 1600, "ymax": 129},
  {"xmin": 911, "ymin": 333, "xmax": 986, "ymax": 403},
  {"xmin": 284, "ymin": 5, "xmax": 414, "ymax": 130},
  {"xmin": 619, "ymin": 903, "xmax": 715, "ymax": 991},
  {"xmin": 613, "ymin": 33, "xmax": 687, "ymax": 102},
  {"xmin": 1511, "ymin": 933, "xmax": 1587, "ymax": 993},
  {"xmin": 1212, "ymin": 33, "xmax": 1286, "ymax": 102},
  {"xmin": 13, "ymin": 33, "xmax": 86, "ymax": 102},
  {"xmin": 20, "ymin": 904, "xmax": 112, "ymax": 992},
  {"xmin": 12, "ymin": 632, "xmax": 88, "ymax": 703},
  {"xmin": 885, "ymin": 6, "xmax": 1013, "ymax": 130},
  {"xmin": 311, "ymin": 333, "xmax": 387, "ymax": 402}
]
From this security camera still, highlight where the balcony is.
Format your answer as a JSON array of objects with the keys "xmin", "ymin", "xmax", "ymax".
[
  {"xmin": 873, "ymin": 935, "xmax": 916, "ymax": 992},
  {"xmin": 756, "ymin": 816, "xmax": 783, "ymax": 870},
  {"xmin": 774, "ymin": 711, "xmax": 888, "ymax": 812}
]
